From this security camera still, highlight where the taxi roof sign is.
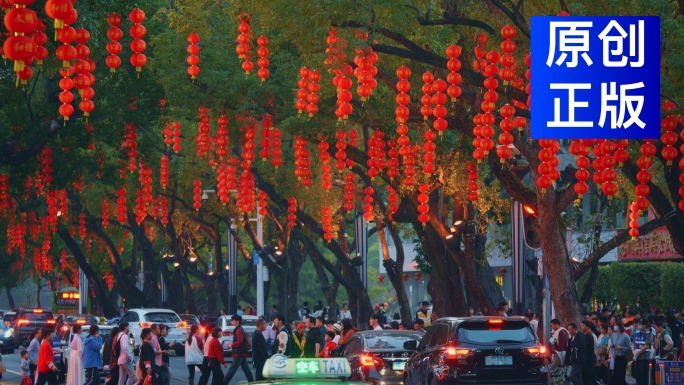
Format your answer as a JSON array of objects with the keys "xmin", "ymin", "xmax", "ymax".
[{"xmin": 262, "ymin": 354, "xmax": 351, "ymax": 379}]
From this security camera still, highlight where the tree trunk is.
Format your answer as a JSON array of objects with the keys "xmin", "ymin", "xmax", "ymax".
[
  {"xmin": 5, "ymin": 285, "xmax": 15, "ymax": 309},
  {"xmin": 536, "ymin": 193, "xmax": 582, "ymax": 325},
  {"xmin": 375, "ymin": 214, "xmax": 412, "ymax": 322},
  {"xmin": 36, "ymin": 281, "xmax": 42, "ymax": 308}
]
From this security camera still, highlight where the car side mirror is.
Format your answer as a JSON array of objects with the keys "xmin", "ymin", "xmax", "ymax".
[{"xmin": 403, "ymin": 340, "xmax": 418, "ymax": 351}]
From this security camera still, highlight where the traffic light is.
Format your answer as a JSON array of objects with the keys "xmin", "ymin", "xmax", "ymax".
[{"xmin": 522, "ymin": 204, "xmax": 541, "ymax": 250}]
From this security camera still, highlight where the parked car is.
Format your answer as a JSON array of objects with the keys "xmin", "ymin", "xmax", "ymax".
[
  {"xmin": 216, "ymin": 315, "xmax": 258, "ymax": 355},
  {"xmin": 61, "ymin": 325, "xmax": 113, "ymax": 384},
  {"xmin": 342, "ymin": 330, "xmax": 423, "ymax": 385},
  {"xmin": 403, "ymin": 317, "xmax": 549, "ymax": 385},
  {"xmin": 119, "ymin": 308, "xmax": 188, "ymax": 356},
  {"xmin": 13, "ymin": 309, "xmax": 56, "ymax": 348},
  {"xmin": 0, "ymin": 319, "xmax": 15, "ymax": 354}
]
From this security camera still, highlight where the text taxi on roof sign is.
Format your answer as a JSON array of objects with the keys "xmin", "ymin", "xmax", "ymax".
[{"xmin": 247, "ymin": 354, "xmax": 359, "ymax": 383}]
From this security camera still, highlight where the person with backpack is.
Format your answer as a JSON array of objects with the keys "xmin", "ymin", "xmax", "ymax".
[
  {"xmin": 83, "ymin": 325, "xmax": 103, "ymax": 385},
  {"xmin": 222, "ymin": 315, "xmax": 254, "ymax": 385}
]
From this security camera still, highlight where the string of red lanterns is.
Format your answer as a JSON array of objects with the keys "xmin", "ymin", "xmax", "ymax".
[
  {"xmin": 105, "ymin": 13, "xmax": 123, "ymax": 73},
  {"xmin": 343, "ymin": 173, "xmax": 355, "ymax": 213},
  {"xmin": 236, "ymin": 12, "xmax": 254, "ymax": 75},
  {"xmin": 101, "ymin": 200, "xmax": 109, "ymax": 228},
  {"xmin": 363, "ymin": 186, "xmax": 374, "ymax": 222},
  {"xmin": 318, "ymin": 140, "xmax": 332, "ymax": 192},
  {"xmin": 322, "ymin": 206, "xmax": 333, "ymax": 242},
  {"xmin": 187, "ymin": 33, "xmax": 200, "ymax": 80},
  {"xmin": 287, "ymin": 197, "xmax": 297, "ymax": 227},
  {"xmin": 256, "ymin": 35, "xmax": 269, "ymax": 81},
  {"xmin": 192, "ymin": 180, "xmax": 202, "ymax": 211},
  {"xmin": 32, "ymin": 19, "xmax": 48, "ymax": 70},
  {"xmin": 445, "ymin": 45, "xmax": 462, "ymax": 103},
  {"xmin": 129, "ymin": 8, "xmax": 147, "ymax": 75}
]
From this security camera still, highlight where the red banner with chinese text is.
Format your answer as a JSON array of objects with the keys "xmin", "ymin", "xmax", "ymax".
[{"xmin": 618, "ymin": 227, "xmax": 684, "ymax": 261}]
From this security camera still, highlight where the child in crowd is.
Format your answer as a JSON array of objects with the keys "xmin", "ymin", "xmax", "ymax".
[
  {"xmin": 20, "ymin": 350, "xmax": 31, "ymax": 385},
  {"xmin": 321, "ymin": 332, "xmax": 337, "ymax": 358}
]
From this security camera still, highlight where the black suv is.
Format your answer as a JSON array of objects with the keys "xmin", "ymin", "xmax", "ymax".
[
  {"xmin": 404, "ymin": 317, "xmax": 549, "ymax": 385},
  {"xmin": 13, "ymin": 309, "xmax": 56, "ymax": 348}
]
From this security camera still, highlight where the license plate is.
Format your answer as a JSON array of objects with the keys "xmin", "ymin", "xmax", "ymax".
[
  {"xmin": 392, "ymin": 362, "xmax": 406, "ymax": 371},
  {"xmin": 486, "ymin": 356, "xmax": 513, "ymax": 366}
]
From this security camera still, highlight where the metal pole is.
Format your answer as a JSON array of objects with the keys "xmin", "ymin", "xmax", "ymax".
[
  {"xmin": 78, "ymin": 268, "xmax": 83, "ymax": 314},
  {"xmin": 256, "ymin": 209, "xmax": 264, "ymax": 318},
  {"xmin": 543, "ymin": 272, "xmax": 551, "ymax": 345}
]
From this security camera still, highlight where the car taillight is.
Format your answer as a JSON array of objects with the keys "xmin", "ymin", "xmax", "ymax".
[
  {"xmin": 525, "ymin": 346, "xmax": 548, "ymax": 357},
  {"xmin": 488, "ymin": 319, "xmax": 503, "ymax": 324},
  {"xmin": 17, "ymin": 319, "xmax": 29, "ymax": 326},
  {"xmin": 360, "ymin": 355, "xmax": 385, "ymax": 367},
  {"xmin": 176, "ymin": 322, "xmax": 187, "ymax": 328},
  {"xmin": 33, "ymin": 309, "xmax": 43, "ymax": 314},
  {"xmin": 47, "ymin": 319, "xmax": 56, "ymax": 325},
  {"xmin": 62, "ymin": 326, "xmax": 69, "ymax": 331},
  {"xmin": 76, "ymin": 319, "xmax": 86, "ymax": 324},
  {"xmin": 446, "ymin": 348, "xmax": 473, "ymax": 358},
  {"xmin": 139, "ymin": 322, "xmax": 153, "ymax": 328},
  {"xmin": 200, "ymin": 327, "xmax": 206, "ymax": 334}
]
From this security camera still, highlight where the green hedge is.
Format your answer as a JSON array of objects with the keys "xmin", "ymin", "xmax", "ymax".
[{"xmin": 580, "ymin": 262, "xmax": 684, "ymax": 310}]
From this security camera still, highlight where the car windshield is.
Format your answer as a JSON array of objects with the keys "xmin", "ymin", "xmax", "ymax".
[
  {"xmin": 181, "ymin": 315, "xmax": 200, "ymax": 325},
  {"xmin": 456, "ymin": 321, "xmax": 536, "ymax": 345},
  {"xmin": 364, "ymin": 332, "xmax": 423, "ymax": 350},
  {"xmin": 144, "ymin": 312, "xmax": 181, "ymax": 323}
]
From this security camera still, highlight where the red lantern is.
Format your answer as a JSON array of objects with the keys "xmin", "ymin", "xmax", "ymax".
[
  {"xmin": 415, "ymin": 272, "xmax": 422, "ymax": 282},
  {"xmin": 44, "ymin": 0, "xmax": 74, "ymax": 29},
  {"xmin": 129, "ymin": 9, "xmax": 146, "ymax": 75},
  {"xmin": 192, "ymin": 180, "xmax": 202, "ymax": 211},
  {"xmin": 256, "ymin": 35, "xmax": 269, "ymax": 81},
  {"xmin": 363, "ymin": 186, "xmax": 374, "ymax": 222},
  {"xmin": 287, "ymin": 197, "xmax": 297, "ymax": 227},
  {"xmin": 402, "ymin": 273, "xmax": 408, "ymax": 282},
  {"xmin": 420, "ymin": 72, "xmax": 433, "ymax": 120},
  {"xmin": 306, "ymin": 70, "xmax": 320, "ymax": 117},
  {"xmin": 377, "ymin": 275, "xmax": 384, "ymax": 285},
  {"xmin": 187, "ymin": 33, "xmax": 200, "ymax": 80}
]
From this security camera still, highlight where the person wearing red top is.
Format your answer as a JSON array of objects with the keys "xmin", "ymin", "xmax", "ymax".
[
  {"xmin": 36, "ymin": 329, "xmax": 59, "ymax": 385},
  {"xmin": 321, "ymin": 331, "xmax": 337, "ymax": 358},
  {"xmin": 207, "ymin": 327, "xmax": 225, "ymax": 385}
]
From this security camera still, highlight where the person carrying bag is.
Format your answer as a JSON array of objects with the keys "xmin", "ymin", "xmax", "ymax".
[{"xmin": 184, "ymin": 326, "xmax": 204, "ymax": 385}]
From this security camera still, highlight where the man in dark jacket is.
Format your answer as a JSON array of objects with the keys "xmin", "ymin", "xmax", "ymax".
[
  {"xmin": 304, "ymin": 317, "xmax": 321, "ymax": 358},
  {"xmin": 581, "ymin": 321, "xmax": 596, "ymax": 385},
  {"xmin": 252, "ymin": 319, "xmax": 269, "ymax": 381},
  {"xmin": 564, "ymin": 323, "xmax": 586, "ymax": 385},
  {"xmin": 223, "ymin": 315, "xmax": 254, "ymax": 385}
]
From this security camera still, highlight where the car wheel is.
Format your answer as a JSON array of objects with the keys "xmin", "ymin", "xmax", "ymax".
[{"xmin": 174, "ymin": 347, "xmax": 185, "ymax": 356}]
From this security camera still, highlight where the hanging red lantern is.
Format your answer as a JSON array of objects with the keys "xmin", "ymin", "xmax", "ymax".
[
  {"xmin": 387, "ymin": 185, "xmax": 399, "ymax": 220},
  {"xmin": 423, "ymin": 129, "xmax": 437, "ymax": 175},
  {"xmin": 306, "ymin": 69, "xmax": 320, "ymax": 117},
  {"xmin": 236, "ymin": 12, "xmax": 253, "ymax": 75},
  {"xmin": 432, "ymin": 79, "xmax": 448, "ymax": 135},
  {"xmin": 353, "ymin": 43, "xmax": 377, "ymax": 102},
  {"xmin": 192, "ymin": 180, "xmax": 202, "ymax": 211},
  {"xmin": 128, "ymin": 8, "xmax": 146, "ymax": 75},
  {"xmin": 257, "ymin": 190, "xmax": 268, "ymax": 216},
  {"xmin": 363, "ymin": 186, "xmax": 374, "ymax": 222},
  {"xmin": 322, "ymin": 206, "xmax": 333, "ymax": 242},
  {"xmin": 287, "ymin": 197, "xmax": 297, "ymax": 227},
  {"xmin": 256, "ymin": 35, "xmax": 269, "ymax": 81},
  {"xmin": 334, "ymin": 131, "xmax": 347, "ymax": 173},
  {"xmin": 377, "ymin": 275, "xmax": 384, "ymax": 285},
  {"xmin": 172, "ymin": 122, "xmax": 181, "ymax": 153},
  {"xmin": 445, "ymin": 45, "xmax": 462, "ymax": 102},
  {"xmin": 0, "ymin": 174, "xmax": 9, "ymax": 213},
  {"xmin": 415, "ymin": 271, "xmax": 422, "ymax": 282},
  {"xmin": 318, "ymin": 140, "xmax": 332, "ymax": 192},
  {"xmin": 420, "ymin": 72, "xmax": 434, "ymax": 120},
  {"xmin": 101, "ymin": 200, "xmax": 109, "ymax": 228},
  {"xmin": 417, "ymin": 183, "xmax": 429, "ymax": 225},
  {"xmin": 295, "ymin": 67, "xmax": 309, "ymax": 114},
  {"xmin": 187, "ymin": 33, "xmax": 200, "ymax": 80},
  {"xmin": 196, "ymin": 108, "xmax": 211, "ymax": 157},
  {"xmin": 336, "ymin": 69, "xmax": 353, "ymax": 120}
]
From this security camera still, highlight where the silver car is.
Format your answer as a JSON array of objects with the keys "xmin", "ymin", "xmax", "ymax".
[
  {"xmin": 216, "ymin": 315, "xmax": 258, "ymax": 355},
  {"xmin": 61, "ymin": 325, "xmax": 113, "ymax": 384},
  {"xmin": 119, "ymin": 309, "xmax": 188, "ymax": 355}
]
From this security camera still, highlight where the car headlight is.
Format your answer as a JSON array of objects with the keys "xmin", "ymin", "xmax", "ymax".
[{"xmin": 4, "ymin": 328, "xmax": 13, "ymax": 338}]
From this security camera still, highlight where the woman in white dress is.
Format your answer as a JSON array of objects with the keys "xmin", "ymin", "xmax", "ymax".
[{"xmin": 66, "ymin": 324, "xmax": 84, "ymax": 385}]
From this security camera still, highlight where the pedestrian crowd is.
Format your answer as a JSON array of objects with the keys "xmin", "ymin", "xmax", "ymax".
[{"xmin": 548, "ymin": 306, "xmax": 684, "ymax": 385}]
